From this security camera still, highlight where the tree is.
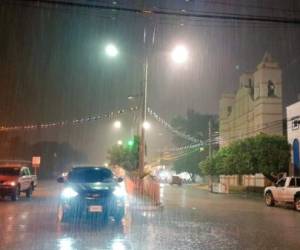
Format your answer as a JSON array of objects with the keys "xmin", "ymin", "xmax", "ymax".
[
  {"xmin": 170, "ymin": 109, "xmax": 218, "ymax": 178},
  {"xmin": 171, "ymin": 109, "xmax": 218, "ymax": 146},
  {"xmin": 173, "ymin": 149, "xmax": 206, "ymax": 180},
  {"xmin": 107, "ymin": 135, "xmax": 139, "ymax": 172},
  {"xmin": 199, "ymin": 134, "xmax": 290, "ymax": 180}
]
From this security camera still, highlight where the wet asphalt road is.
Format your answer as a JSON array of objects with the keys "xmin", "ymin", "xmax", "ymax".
[{"xmin": 1, "ymin": 181, "xmax": 300, "ymax": 250}]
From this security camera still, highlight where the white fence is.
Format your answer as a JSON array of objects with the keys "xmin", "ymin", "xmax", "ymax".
[
  {"xmin": 220, "ymin": 173, "xmax": 268, "ymax": 187},
  {"xmin": 220, "ymin": 175, "xmax": 239, "ymax": 186},
  {"xmin": 242, "ymin": 174, "xmax": 266, "ymax": 187}
]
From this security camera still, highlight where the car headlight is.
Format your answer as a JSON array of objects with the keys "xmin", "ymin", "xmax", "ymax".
[
  {"xmin": 3, "ymin": 181, "xmax": 16, "ymax": 186},
  {"xmin": 113, "ymin": 186, "xmax": 126, "ymax": 198},
  {"xmin": 61, "ymin": 187, "xmax": 78, "ymax": 199}
]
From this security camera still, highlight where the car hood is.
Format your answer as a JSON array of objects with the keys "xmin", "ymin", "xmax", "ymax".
[
  {"xmin": 0, "ymin": 175, "xmax": 17, "ymax": 182},
  {"xmin": 68, "ymin": 182, "xmax": 117, "ymax": 193}
]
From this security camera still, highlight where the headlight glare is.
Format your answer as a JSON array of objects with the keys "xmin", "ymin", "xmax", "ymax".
[
  {"xmin": 61, "ymin": 187, "xmax": 78, "ymax": 199},
  {"xmin": 113, "ymin": 186, "xmax": 126, "ymax": 198}
]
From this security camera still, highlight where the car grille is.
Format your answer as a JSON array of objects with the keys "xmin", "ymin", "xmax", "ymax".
[{"xmin": 84, "ymin": 190, "xmax": 112, "ymax": 200}]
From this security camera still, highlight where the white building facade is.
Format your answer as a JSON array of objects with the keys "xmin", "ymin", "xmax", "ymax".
[
  {"xmin": 219, "ymin": 52, "xmax": 283, "ymax": 147},
  {"xmin": 287, "ymin": 101, "xmax": 300, "ymax": 176}
]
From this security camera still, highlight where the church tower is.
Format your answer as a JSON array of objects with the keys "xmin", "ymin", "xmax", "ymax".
[{"xmin": 253, "ymin": 52, "xmax": 283, "ymax": 135}]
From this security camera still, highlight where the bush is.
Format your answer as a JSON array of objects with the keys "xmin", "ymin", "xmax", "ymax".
[{"xmin": 199, "ymin": 134, "xmax": 290, "ymax": 180}]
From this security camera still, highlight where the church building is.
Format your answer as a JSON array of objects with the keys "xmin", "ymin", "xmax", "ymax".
[{"xmin": 219, "ymin": 52, "xmax": 283, "ymax": 147}]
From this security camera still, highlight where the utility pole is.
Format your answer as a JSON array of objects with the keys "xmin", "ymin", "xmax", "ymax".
[
  {"xmin": 208, "ymin": 118, "xmax": 212, "ymax": 191},
  {"xmin": 138, "ymin": 27, "xmax": 149, "ymax": 178},
  {"xmin": 208, "ymin": 119, "xmax": 212, "ymax": 159}
]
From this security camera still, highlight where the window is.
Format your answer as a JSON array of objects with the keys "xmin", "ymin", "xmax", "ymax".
[
  {"xmin": 267, "ymin": 80, "xmax": 275, "ymax": 97},
  {"xmin": 227, "ymin": 106, "xmax": 232, "ymax": 116},
  {"xmin": 68, "ymin": 167, "xmax": 113, "ymax": 183},
  {"xmin": 296, "ymin": 178, "xmax": 300, "ymax": 187},
  {"xmin": 0, "ymin": 167, "xmax": 20, "ymax": 176},
  {"xmin": 292, "ymin": 119, "xmax": 300, "ymax": 130},
  {"xmin": 289, "ymin": 178, "xmax": 295, "ymax": 187},
  {"xmin": 277, "ymin": 178, "xmax": 286, "ymax": 187},
  {"xmin": 25, "ymin": 168, "xmax": 30, "ymax": 176}
]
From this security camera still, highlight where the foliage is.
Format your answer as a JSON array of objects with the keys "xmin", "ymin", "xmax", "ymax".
[
  {"xmin": 173, "ymin": 149, "xmax": 207, "ymax": 178},
  {"xmin": 170, "ymin": 109, "xmax": 218, "ymax": 177},
  {"xmin": 171, "ymin": 109, "xmax": 218, "ymax": 146},
  {"xmin": 199, "ymin": 134, "xmax": 290, "ymax": 178},
  {"xmin": 107, "ymin": 135, "xmax": 140, "ymax": 172}
]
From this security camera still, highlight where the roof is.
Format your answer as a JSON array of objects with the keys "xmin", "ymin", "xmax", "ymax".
[
  {"xmin": 72, "ymin": 166, "xmax": 109, "ymax": 170},
  {"xmin": 0, "ymin": 164, "xmax": 23, "ymax": 168}
]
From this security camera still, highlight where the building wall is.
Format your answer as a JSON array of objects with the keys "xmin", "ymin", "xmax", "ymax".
[
  {"xmin": 219, "ymin": 53, "xmax": 283, "ymax": 147},
  {"xmin": 287, "ymin": 101, "xmax": 300, "ymax": 176}
]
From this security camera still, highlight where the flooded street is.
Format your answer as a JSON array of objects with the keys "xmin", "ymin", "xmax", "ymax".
[{"xmin": 1, "ymin": 181, "xmax": 300, "ymax": 250}]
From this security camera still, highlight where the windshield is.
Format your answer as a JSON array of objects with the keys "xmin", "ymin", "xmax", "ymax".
[
  {"xmin": 68, "ymin": 168, "xmax": 113, "ymax": 183},
  {"xmin": 0, "ymin": 167, "xmax": 20, "ymax": 176}
]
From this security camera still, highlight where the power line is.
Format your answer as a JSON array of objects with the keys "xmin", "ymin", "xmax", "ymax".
[
  {"xmin": 0, "ymin": 106, "xmax": 139, "ymax": 132},
  {"xmin": 166, "ymin": 0, "xmax": 300, "ymax": 15},
  {"xmin": 5, "ymin": 0, "xmax": 300, "ymax": 24}
]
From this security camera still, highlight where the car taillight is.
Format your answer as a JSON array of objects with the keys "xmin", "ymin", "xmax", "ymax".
[{"xmin": 3, "ymin": 181, "xmax": 16, "ymax": 186}]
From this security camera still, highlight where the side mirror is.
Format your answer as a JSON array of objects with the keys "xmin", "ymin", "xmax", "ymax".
[
  {"xmin": 117, "ymin": 177, "xmax": 123, "ymax": 183},
  {"xmin": 57, "ymin": 176, "xmax": 65, "ymax": 183}
]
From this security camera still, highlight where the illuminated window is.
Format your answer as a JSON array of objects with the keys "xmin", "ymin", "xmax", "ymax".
[{"xmin": 268, "ymin": 80, "xmax": 275, "ymax": 97}]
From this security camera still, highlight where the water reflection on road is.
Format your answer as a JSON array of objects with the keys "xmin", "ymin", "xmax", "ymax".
[{"xmin": 1, "ymin": 182, "xmax": 300, "ymax": 250}]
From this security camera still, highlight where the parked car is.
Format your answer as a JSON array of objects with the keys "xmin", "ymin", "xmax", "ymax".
[
  {"xmin": 57, "ymin": 166, "xmax": 126, "ymax": 224},
  {"xmin": 170, "ymin": 176, "xmax": 182, "ymax": 186},
  {"xmin": 264, "ymin": 176, "xmax": 300, "ymax": 211},
  {"xmin": 0, "ymin": 165, "xmax": 37, "ymax": 201}
]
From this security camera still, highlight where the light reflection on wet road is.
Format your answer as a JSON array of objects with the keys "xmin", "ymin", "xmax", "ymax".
[{"xmin": 1, "ymin": 181, "xmax": 300, "ymax": 250}]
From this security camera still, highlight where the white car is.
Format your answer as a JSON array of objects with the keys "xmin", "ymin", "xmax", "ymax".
[{"xmin": 264, "ymin": 177, "xmax": 300, "ymax": 211}]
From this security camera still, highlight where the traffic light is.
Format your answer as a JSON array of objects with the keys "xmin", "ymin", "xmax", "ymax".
[{"xmin": 127, "ymin": 139, "xmax": 134, "ymax": 147}]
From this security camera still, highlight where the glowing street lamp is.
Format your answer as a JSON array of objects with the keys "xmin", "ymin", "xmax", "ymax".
[
  {"xmin": 117, "ymin": 140, "xmax": 123, "ymax": 145},
  {"xmin": 142, "ymin": 121, "xmax": 151, "ymax": 130},
  {"xmin": 113, "ymin": 120, "xmax": 122, "ymax": 129},
  {"xmin": 105, "ymin": 43, "xmax": 119, "ymax": 58},
  {"xmin": 171, "ymin": 45, "xmax": 189, "ymax": 64}
]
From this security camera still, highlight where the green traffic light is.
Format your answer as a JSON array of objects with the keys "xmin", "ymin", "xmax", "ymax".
[{"xmin": 127, "ymin": 140, "xmax": 134, "ymax": 146}]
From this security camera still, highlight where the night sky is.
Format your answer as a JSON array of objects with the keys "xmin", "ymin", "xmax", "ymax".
[{"xmin": 1, "ymin": 0, "xmax": 300, "ymax": 163}]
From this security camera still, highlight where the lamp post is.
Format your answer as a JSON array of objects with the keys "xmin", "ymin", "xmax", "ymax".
[
  {"xmin": 139, "ymin": 53, "xmax": 149, "ymax": 177},
  {"xmin": 105, "ymin": 39, "xmax": 189, "ymax": 178}
]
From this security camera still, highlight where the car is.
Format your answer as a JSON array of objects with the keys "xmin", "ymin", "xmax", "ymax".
[
  {"xmin": 0, "ymin": 165, "xmax": 37, "ymax": 201},
  {"xmin": 264, "ymin": 176, "xmax": 300, "ymax": 211},
  {"xmin": 57, "ymin": 166, "xmax": 126, "ymax": 224},
  {"xmin": 170, "ymin": 176, "xmax": 182, "ymax": 186}
]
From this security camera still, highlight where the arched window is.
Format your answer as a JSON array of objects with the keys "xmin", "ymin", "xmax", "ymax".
[
  {"xmin": 249, "ymin": 78, "xmax": 254, "ymax": 97},
  {"xmin": 268, "ymin": 80, "xmax": 275, "ymax": 97}
]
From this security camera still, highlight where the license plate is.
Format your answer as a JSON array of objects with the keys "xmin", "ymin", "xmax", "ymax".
[{"xmin": 89, "ymin": 205, "xmax": 102, "ymax": 212}]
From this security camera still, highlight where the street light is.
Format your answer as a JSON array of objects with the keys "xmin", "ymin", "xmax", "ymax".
[
  {"xmin": 113, "ymin": 120, "xmax": 122, "ymax": 129},
  {"xmin": 117, "ymin": 140, "xmax": 123, "ymax": 146},
  {"xmin": 104, "ymin": 38, "xmax": 189, "ymax": 177},
  {"xmin": 171, "ymin": 45, "xmax": 189, "ymax": 64},
  {"xmin": 105, "ymin": 43, "xmax": 119, "ymax": 58},
  {"xmin": 142, "ymin": 121, "xmax": 151, "ymax": 130}
]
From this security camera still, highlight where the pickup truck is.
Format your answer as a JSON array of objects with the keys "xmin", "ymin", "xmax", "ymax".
[
  {"xmin": 264, "ymin": 176, "xmax": 300, "ymax": 211},
  {"xmin": 0, "ymin": 165, "xmax": 37, "ymax": 201}
]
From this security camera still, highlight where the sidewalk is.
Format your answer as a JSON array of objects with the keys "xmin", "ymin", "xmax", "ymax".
[{"xmin": 192, "ymin": 183, "xmax": 264, "ymax": 200}]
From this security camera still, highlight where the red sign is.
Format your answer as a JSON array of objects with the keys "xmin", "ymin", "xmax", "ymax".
[{"xmin": 32, "ymin": 156, "xmax": 41, "ymax": 166}]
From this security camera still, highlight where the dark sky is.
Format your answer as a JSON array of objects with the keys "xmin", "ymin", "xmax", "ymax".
[{"xmin": 1, "ymin": 0, "xmax": 300, "ymax": 163}]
